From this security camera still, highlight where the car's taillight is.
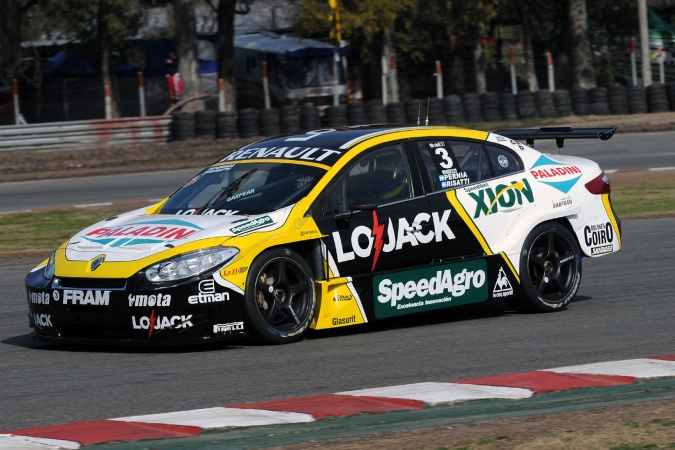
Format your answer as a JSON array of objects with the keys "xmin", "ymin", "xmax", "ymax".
[{"xmin": 585, "ymin": 171, "xmax": 611, "ymax": 195}]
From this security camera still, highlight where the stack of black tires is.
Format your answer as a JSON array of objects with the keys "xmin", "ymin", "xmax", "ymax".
[{"xmin": 170, "ymin": 83, "xmax": 669, "ymax": 141}]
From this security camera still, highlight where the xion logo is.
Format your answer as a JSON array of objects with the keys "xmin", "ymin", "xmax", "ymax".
[
  {"xmin": 529, "ymin": 155, "xmax": 583, "ymax": 194},
  {"xmin": 468, "ymin": 179, "xmax": 534, "ymax": 218},
  {"xmin": 332, "ymin": 210, "xmax": 455, "ymax": 270},
  {"xmin": 132, "ymin": 310, "xmax": 193, "ymax": 339}
]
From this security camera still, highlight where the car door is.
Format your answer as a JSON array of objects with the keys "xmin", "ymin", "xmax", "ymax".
[
  {"xmin": 312, "ymin": 142, "xmax": 435, "ymax": 278},
  {"xmin": 412, "ymin": 138, "xmax": 527, "ymax": 261}
]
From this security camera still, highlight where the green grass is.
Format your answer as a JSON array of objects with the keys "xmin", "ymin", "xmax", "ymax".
[{"xmin": 0, "ymin": 206, "xmax": 135, "ymax": 257}]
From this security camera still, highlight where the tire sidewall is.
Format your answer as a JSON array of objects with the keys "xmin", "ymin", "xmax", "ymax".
[{"xmin": 244, "ymin": 248, "xmax": 316, "ymax": 344}]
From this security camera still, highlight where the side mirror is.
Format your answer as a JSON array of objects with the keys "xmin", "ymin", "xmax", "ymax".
[{"xmin": 348, "ymin": 199, "xmax": 378, "ymax": 212}]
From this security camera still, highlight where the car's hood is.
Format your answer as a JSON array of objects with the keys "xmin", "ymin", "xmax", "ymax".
[{"xmin": 64, "ymin": 207, "xmax": 292, "ymax": 262}]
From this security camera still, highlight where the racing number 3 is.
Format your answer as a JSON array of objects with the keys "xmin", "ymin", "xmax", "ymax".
[{"xmin": 435, "ymin": 147, "xmax": 454, "ymax": 169}]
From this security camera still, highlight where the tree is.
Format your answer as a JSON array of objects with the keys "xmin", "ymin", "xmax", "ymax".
[
  {"xmin": 206, "ymin": 0, "xmax": 252, "ymax": 112},
  {"xmin": 173, "ymin": 0, "xmax": 204, "ymax": 112},
  {"xmin": 39, "ymin": 0, "xmax": 144, "ymax": 118},
  {"xmin": 0, "ymin": 0, "xmax": 44, "ymax": 87},
  {"xmin": 569, "ymin": 0, "xmax": 596, "ymax": 88}
]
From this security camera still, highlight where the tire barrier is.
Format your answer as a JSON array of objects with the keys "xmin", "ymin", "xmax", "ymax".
[
  {"xmin": 627, "ymin": 85, "xmax": 648, "ymax": 114},
  {"xmin": 194, "ymin": 110, "xmax": 217, "ymax": 140},
  {"xmin": 516, "ymin": 90, "xmax": 537, "ymax": 119},
  {"xmin": 589, "ymin": 87, "xmax": 610, "ymax": 116},
  {"xmin": 347, "ymin": 102, "xmax": 368, "ymax": 125},
  {"xmin": 462, "ymin": 93, "xmax": 482, "ymax": 122},
  {"xmin": 479, "ymin": 92, "xmax": 501, "ymax": 122},
  {"xmin": 386, "ymin": 102, "xmax": 407, "ymax": 123},
  {"xmin": 667, "ymin": 83, "xmax": 675, "ymax": 111},
  {"xmin": 499, "ymin": 92, "xmax": 518, "ymax": 120},
  {"xmin": 552, "ymin": 90, "xmax": 573, "ymax": 117},
  {"xmin": 608, "ymin": 85, "xmax": 629, "ymax": 115},
  {"xmin": 237, "ymin": 108, "xmax": 260, "ymax": 138},
  {"xmin": 259, "ymin": 108, "xmax": 281, "ymax": 137},
  {"xmin": 280, "ymin": 105, "xmax": 301, "ymax": 134},
  {"xmin": 535, "ymin": 90, "xmax": 557, "ymax": 118},
  {"xmin": 647, "ymin": 83, "xmax": 669, "ymax": 113},
  {"xmin": 323, "ymin": 105, "xmax": 347, "ymax": 127},
  {"xmin": 172, "ymin": 112, "xmax": 195, "ymax": 141},
  {"xmin": 216, "ymin": 111, "xmax": 238, "ymax": 139},
  {"xmin": 163, "ymin": 85, "xmax": 672, "ymax": 143},
  {"xmin": 366, "ymin": 99, "xmax": 387, "ymax": 123},
  {"xmin": 404, "ymin": 99, "xmax": 425, "ymax": 124},
  {"xmin": 571, "ymin": 87, "xmax": 590, "ymax": 116},
  {"xmin": 443, "ymin": 95, "xmax": 464, "ymax": 123}
]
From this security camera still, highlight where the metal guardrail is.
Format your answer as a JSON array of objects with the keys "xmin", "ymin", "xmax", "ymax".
[{"xmin": 0, "ymin": 116, "xmax": 171, "ymax": 152}]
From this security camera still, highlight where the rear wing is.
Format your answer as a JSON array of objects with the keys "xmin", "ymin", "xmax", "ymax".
[{"xmin": 493, "ymin": 127, "xmax": 616, "ymax": 154}]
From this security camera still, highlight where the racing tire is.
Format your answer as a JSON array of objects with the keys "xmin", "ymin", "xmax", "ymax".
[
  {"xmin": 244, "ymin": 248, "xmax": 316, "ymax": 344},
  {"xmin": 506, "ymin": 222, "xmax": 582, "ymax": 313}
]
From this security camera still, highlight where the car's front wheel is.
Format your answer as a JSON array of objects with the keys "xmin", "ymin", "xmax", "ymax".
[
  {"xmin": 506, "ymin": 222, "xmax": 582, "ymax": 313},
  {"xmin": 244, "ymin": 248, "xmax": 316, "ymax": 344}
]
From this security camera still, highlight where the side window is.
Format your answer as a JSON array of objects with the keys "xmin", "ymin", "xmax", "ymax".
[
  {"xmin": 416, "ymin": 140, "xmax": 478, "ymax": 190},
  {"xmin": 328, "ymin": 144, "xmax": 412, "ymax": 215},
  {"xmin": 484, "ymin": 144, "xmax": 522, "ymax": 177},
  {"xmin": 417, "ymin": 140, "xmax": 524, "ymax": 191}
]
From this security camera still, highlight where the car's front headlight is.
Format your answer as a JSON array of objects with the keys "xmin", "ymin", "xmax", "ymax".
[
  {"xmin": 144, "ymin": 247, "xmax": 239, "ymax": 283},
  {"xmin": 42, "ymin": 253, "xmax": 55, "ymax": 280}
]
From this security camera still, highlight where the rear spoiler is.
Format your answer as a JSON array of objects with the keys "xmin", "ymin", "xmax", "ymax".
[{"xmin": 493, "ymin": 127, "xmax": 616, "ymax": 154}]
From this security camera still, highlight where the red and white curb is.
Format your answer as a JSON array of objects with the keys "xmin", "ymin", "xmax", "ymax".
[{"xmin": 2, "ymin": 355, "xmax": 674, "ymax": 449}]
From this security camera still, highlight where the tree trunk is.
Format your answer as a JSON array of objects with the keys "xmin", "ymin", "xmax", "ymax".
[
  {"xmin": 517, "ymin": 4, "xmax": 539, "ymax": 92},
  {"xmin": 383, "ymin": 25, "xmax": 398, "ymax": 103},
  {"xmin": 98, "ymin": 0, "xmax": 120, "ymax": 118},
  {"xmin": 444, "ymin": 29, "xmax": 464, "ymax": 94},
  {"xmin": 217, "ymin": 0, "xmax": 237, "ymax": 112},
  {"xmin": 569, "ymin": 0, "xmax": 596, "ymax": 89},
  {"xmin": 0, "ymin": 0, "xmax": 22, "ymax": 86},
  {"xmin": 175, "ymin": 0, "xmax": 204, "ymax": 112},
  {"xmin": 472, "ymin": 39, "xmax": 486, "ymax": 94}
]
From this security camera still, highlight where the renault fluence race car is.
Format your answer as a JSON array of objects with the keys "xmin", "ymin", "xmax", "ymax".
[{"xmin": 25, "ymin": 125, "xmax": 621, "ymax": 345}]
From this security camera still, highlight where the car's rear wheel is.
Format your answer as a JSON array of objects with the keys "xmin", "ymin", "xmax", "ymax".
[
  {"xmin": 506, "ymin": 222, "xmax": 581, "ymax": 313},
  {"xmin": 244, "ymin": 248, "xmax": 316, "ymax": 344}
]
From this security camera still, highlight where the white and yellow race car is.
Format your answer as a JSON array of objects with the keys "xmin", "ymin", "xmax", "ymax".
[{"xmin": 25, "ymin": 125, "xmax": 621, "ymax": 345}]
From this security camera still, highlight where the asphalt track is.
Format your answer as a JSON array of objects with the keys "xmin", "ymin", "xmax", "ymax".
[{"xmin": 2, "ymin": 216, "xmax": 674, "ymax": 437}]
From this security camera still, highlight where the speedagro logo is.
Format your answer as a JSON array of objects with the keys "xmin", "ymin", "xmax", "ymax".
[{"xmin": 373, "ymin": 260, "xmax": 487, "ymax": 318}]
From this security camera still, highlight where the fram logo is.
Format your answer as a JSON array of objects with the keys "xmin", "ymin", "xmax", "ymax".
[
  {"xmin": 333, "ymin": 210, "xmax": 455, "ymax": 270},
  {"xmin": 467, "ymin": 179, "xmax": 534, "ymax": 218},
  {"xmin": 529, "ymin": 155, "xmax": 583, "ymax": 194},
  {"xmin": 84, "ymin": 219, "xmax": 204, "ymax": 247}
]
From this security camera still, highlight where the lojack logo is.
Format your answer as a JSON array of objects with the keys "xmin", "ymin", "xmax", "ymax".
[
  {"xmin": 467, "ymin": 179, "xmax": 534, "ymax": 218},
  {"xmin": 333, "ymin": 210, "xmax": 455, "ymax": 270},
  {"xmin": 132, "ymin": 310, "xmax": 193, "ymax": 339}
]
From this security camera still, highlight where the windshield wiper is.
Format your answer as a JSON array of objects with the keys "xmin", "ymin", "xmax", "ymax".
[{"xmin": 201, "ymin": 168, "xmax": 257, "ymax": 211}]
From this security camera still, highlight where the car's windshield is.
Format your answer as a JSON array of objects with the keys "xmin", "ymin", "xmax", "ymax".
[{"xmin": 160, "ymin": 162, "xmax": 326, "ymax": 216}]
